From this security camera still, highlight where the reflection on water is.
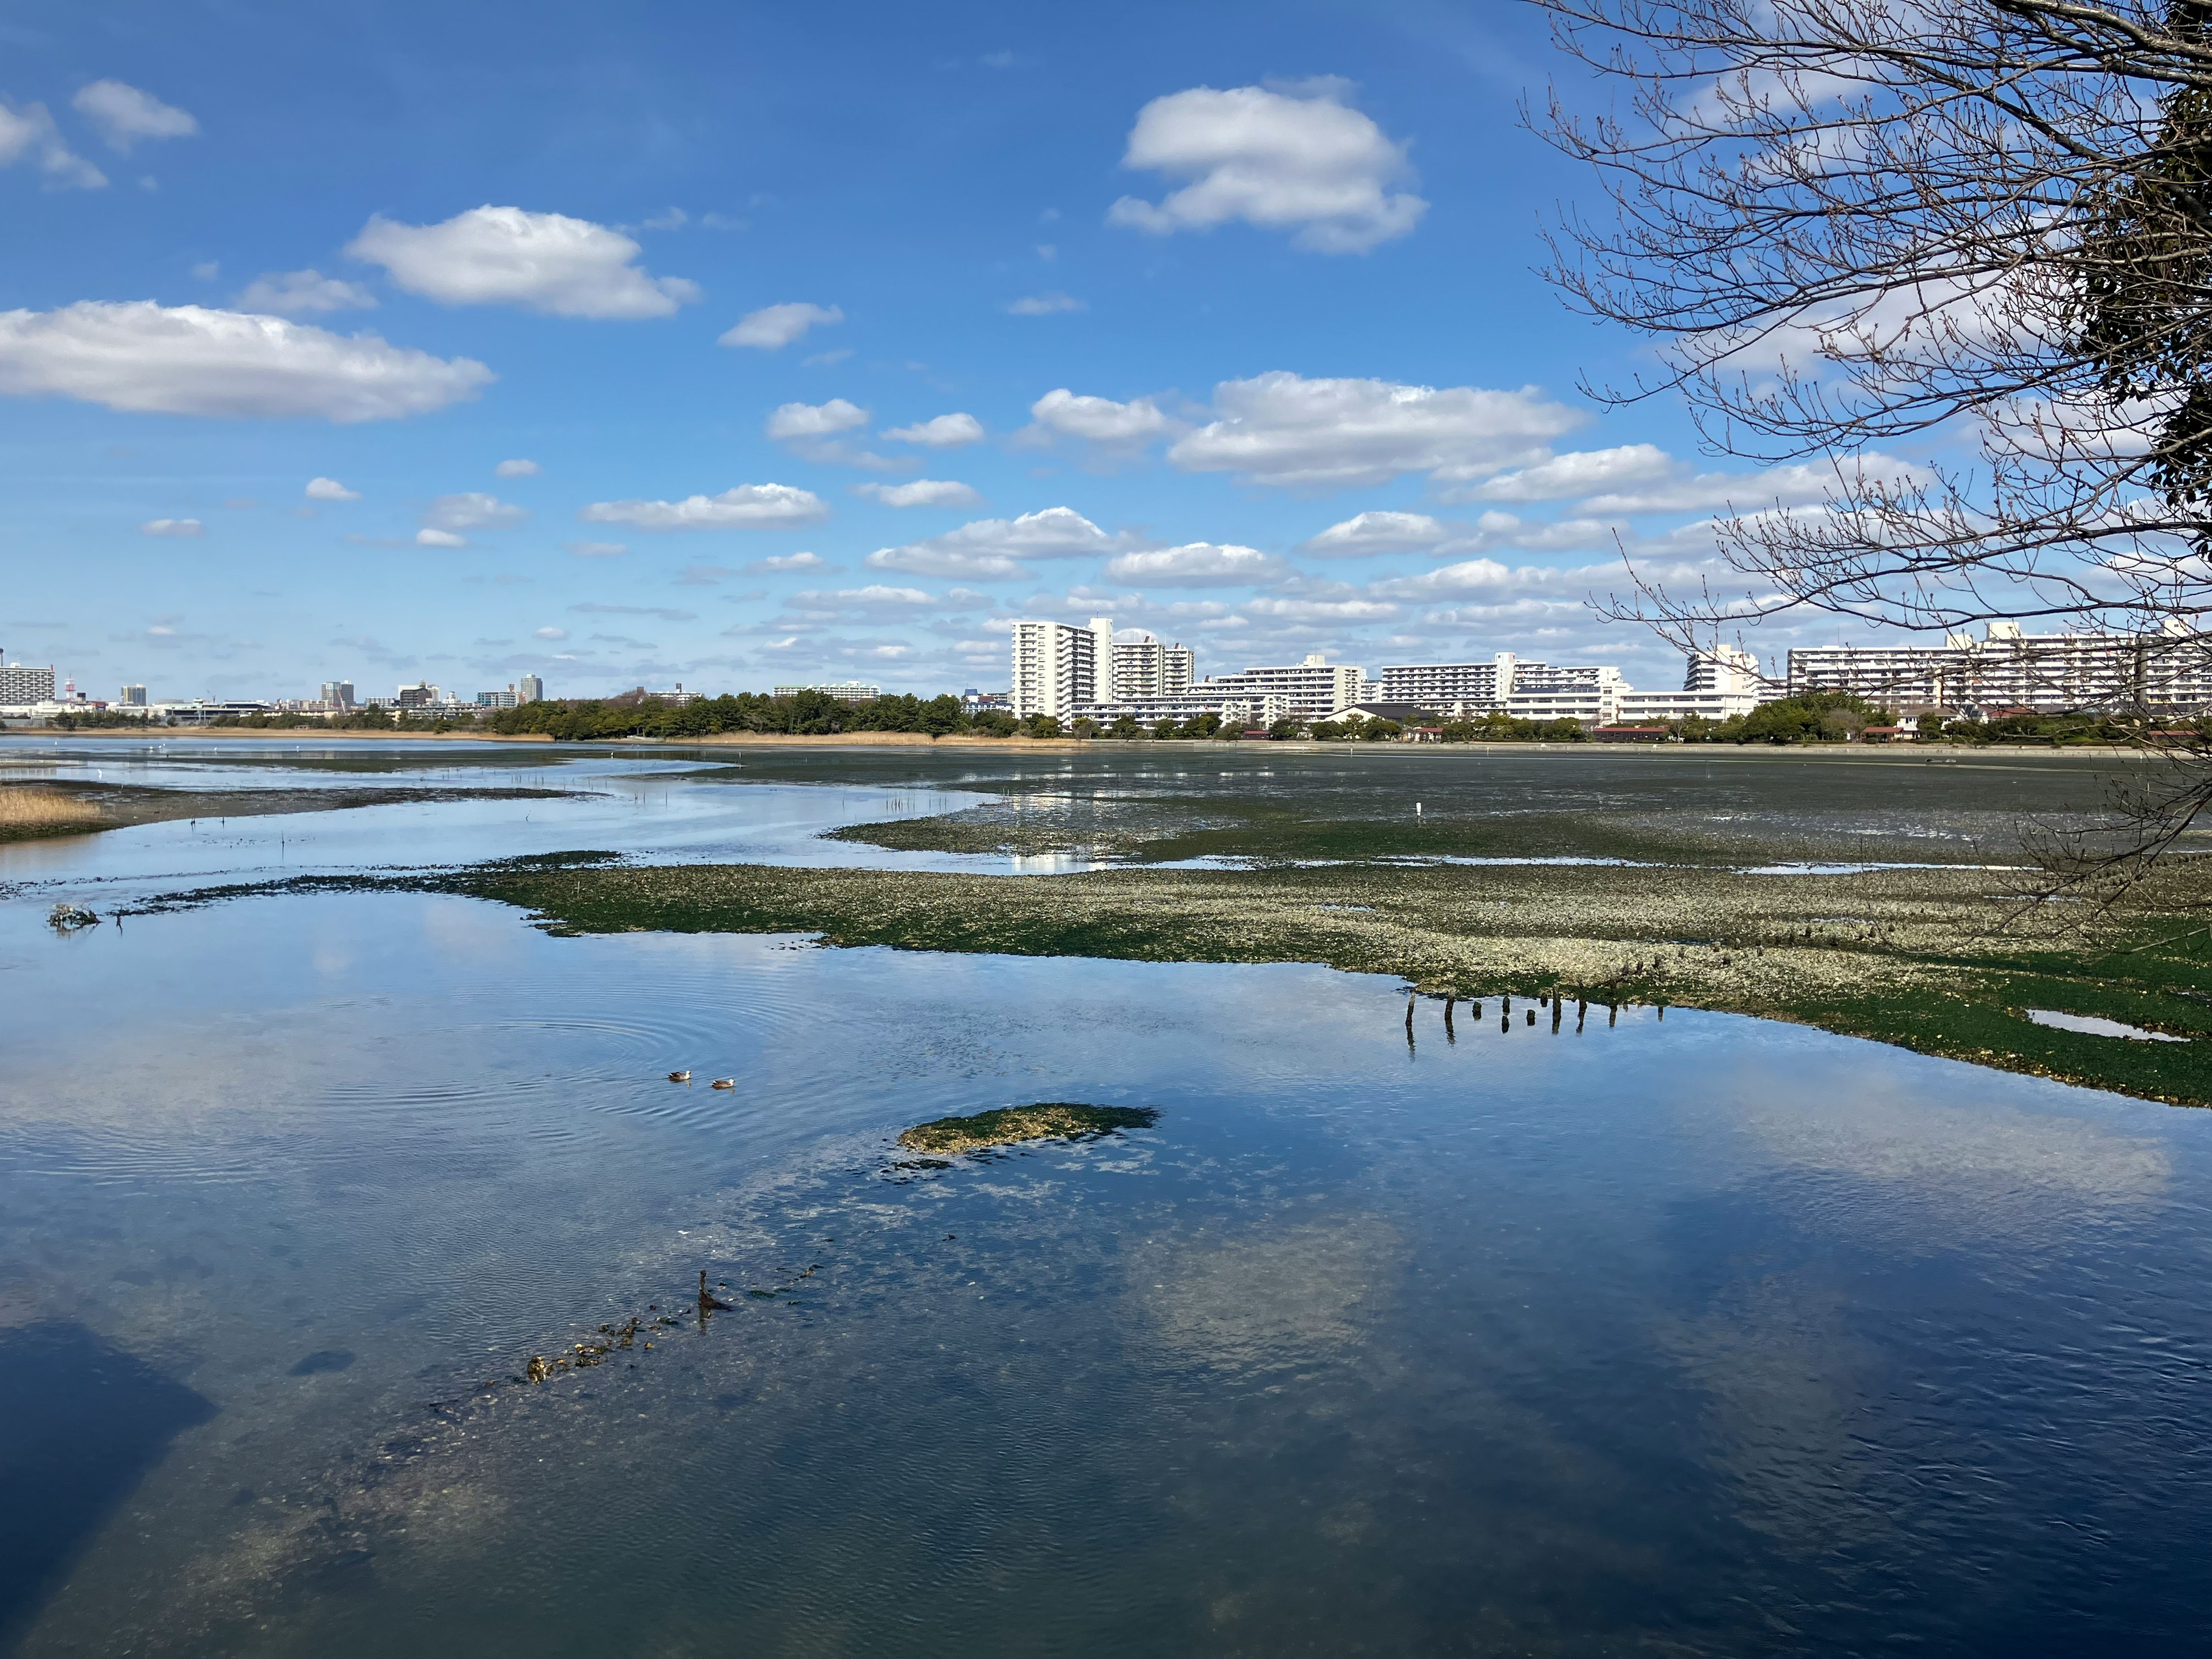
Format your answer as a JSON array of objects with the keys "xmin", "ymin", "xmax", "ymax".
[
  {"xmin": 3, "ymin": 879, "xmax": 2211, "ymax": 1655},
  {"xmin": 6, "ymin": 741, "xmax": 2212, "ymax": 1653}
]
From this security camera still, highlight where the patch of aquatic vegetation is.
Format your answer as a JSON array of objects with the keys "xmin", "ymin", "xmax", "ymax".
[
  {"xmin": 435, "ymin": 857, "xmax": 2212, "ymax": 1108},
  {"xmin": 898, "ymin": 1102, "xmax": 1161, "ymax": 1155},
  {"xmin": 0, "ymin": 779, "xmax": 578, "ymax": 842}
]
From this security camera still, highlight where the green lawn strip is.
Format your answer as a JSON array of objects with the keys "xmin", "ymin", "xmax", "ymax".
[{"xmin": 446, "ymin": 860, "xmax": 2210, "ymax": 1108}]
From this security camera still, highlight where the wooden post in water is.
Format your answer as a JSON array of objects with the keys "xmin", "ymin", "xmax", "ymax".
[{"xmin": 1444, "ymin": 997, "xmax": 1456, "ymax": 1043}]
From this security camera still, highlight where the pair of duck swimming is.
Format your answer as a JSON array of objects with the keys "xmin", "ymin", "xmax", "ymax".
[{"xmin": 667, "ymin": 1070, "xmax": 736, "ymax": 1089}]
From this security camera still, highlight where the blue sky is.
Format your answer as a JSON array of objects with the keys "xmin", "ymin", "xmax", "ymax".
[{"xmin": 0, "ymin": 0, "xmax": 1881, "ymax": 703}]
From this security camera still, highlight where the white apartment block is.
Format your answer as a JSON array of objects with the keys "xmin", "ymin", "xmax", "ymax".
[
  {"xmin": 1, "ymin": 662, "xmax": 57, "ymax": 704},
  {"xmin": 1009, "ymin": 618, "xmax": 1105, "ymax": 718},
  {"xmin": 1103, "ymin": 628, "xmax": 1196, "ymax": 700},
  {"xmin": 1788, "ymin": 622, "xmax": 2212, "ymax": 713},
  {"xmin": 772, "ymin": 681, "xmax": 881, "ymax": 704},
  {"xmin": 1617, "ymin": 646, "xmax": 1772, "ymax": 722}
]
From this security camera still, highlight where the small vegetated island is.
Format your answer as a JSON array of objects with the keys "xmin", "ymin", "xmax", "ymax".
[{"xmin": 898, "ymin": 1103, "xmax": 1161, "ymax": 1156}]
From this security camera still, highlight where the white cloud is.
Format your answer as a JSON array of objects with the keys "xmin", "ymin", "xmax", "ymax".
[
  {"xmin": 719, "ymin": 301, "xmax": 842, "ymax": 349},
  {"xmin": 535, "ymin": 626, "xmax": 568, "ymax": 640},
  {"xmin": 1108, "ymin": 82, "xmax": 1425, "ymax": 254},
  {"xmin": 191, "ymin": 260, "xmax": 219, "ymax": 281},
  {"xmin": 1005, "ymin": 291, "xmax": 1085, "ymax": 315},
  {"xmin": 766, "ymin": 398, "xmax": 869, "ymax": 440},
  {"xmin": 883, "ymin": 412, "xmax": 984, "ymax": 447},
  {"xmin": 1577, "ymin": 455, "xmax": 1927, "ymax": 516},
  {"xmin": 237, "ymin": 269, "xmax": 379, "ymax": 316},
  {"xmin": 1243, "ymin": 594, "xmax": 1400, "ymax": 622},
  {"xmin": 0, "ymin": 100, "xmax": 105, "ymax": 189},
  {"xmin": 1169, "ymin": 371, "xmax": 1584, "ymax": 491},
  {"xmin": 139, "ymin": 517, "xmax": 202, "ymax": 537},
  {"xmin": 579, "ymin": 483, "xmax": 828, "ymax": 530},
  {"xmin": 854, "ymin": 479, "xmax": 983, "ymax": 508},
  {"xmin": 748, "ymin": 551, "xmax": 828, "ymax": 573},
  {"xmin": 1366, "ymin": 557, "xmax": 1600, "ymax": 601},
  {"xmin": 346, "ymin": 206, "xmax": 700, "ymax": 319},
  {"xmin": 305, "ymin": 476, "xmax": 360, "ymax": 502},
  {"xmin": 0, "ymin": 301, "xmax": 491, "ymax": 421},
  {"xmin": 865, "ymin": 505, "xmax": 1123, "ymax": 578},
  {"xmin": 567, "ymin": 540, "xmax": 627, "ymax": 558},
  {"xmin": 1301, "ymin": 509, "xmax": 1450, "ymax": 556},
  {"xmin": 1105, "ymin": 541, "xmax": 1282, "ymax": 586},
  {"xmin": 72, "ymin": 81, "xmax": 196, "ymax": 151},
  {"xmin": 793, "ymin": 585, "xmax": 938, "ymax": 609},
  {"xmin": 424, "ymin": 491, "xmax": 526, "ymax": 532},
  {"xmin": 1470, "ymin": 445, "xmax": 1673, "ymax": 504},
  {"xmin": 1028, "ymin": 387, "xmax": 1175, "ymax": 450},
  {"xmin": 415, "ymin": 528, "xmax": 467, "ymax": 548},
  {"xmin": 495, "ymin": 457, "xmax": 540, "ymax": 478}
]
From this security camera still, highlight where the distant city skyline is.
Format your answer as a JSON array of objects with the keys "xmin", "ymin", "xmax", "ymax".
[{"xmin": 2, "ymin": 2, "xmax": 1999, "ymax": 704}]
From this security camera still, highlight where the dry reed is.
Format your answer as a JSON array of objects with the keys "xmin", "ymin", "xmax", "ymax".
[{"xmin": 0, "ymin": 789, "xmax": 105, "ymax": 832}]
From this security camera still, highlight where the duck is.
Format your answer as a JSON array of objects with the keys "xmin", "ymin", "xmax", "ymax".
[
  {"xmin": 668, "ymin": 1070, "xmax": 691, "ymax": 1082},
  {"xmin": 710, "ymin": 1078, "xmax": 736, "ymax": 1090}
]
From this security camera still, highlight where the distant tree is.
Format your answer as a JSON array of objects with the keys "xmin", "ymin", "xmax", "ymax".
[
  {"xmin": 1109, "ymin": 714, "xmax": 1145, "ymax": 739},
  {"xmin": 1070, "ymin": 716, "xmax": 1100, "ymax": 738},
  {"xmin": 1267, "ymin": 716, "xmax": 1305, "ymax": 740},
  {"xmin": 1024, "ymin": 714, "xmax": 1063, "ymax": 738}
]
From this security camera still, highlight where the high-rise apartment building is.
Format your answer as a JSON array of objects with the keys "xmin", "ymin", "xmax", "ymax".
[
  {"xmin": 516, "ymin": 674, "xmax": 545, "ymax": 703},
  {"xmin": 395, "ymin": 681, "xmax": 440, "ymax": 709},
  {"xmin": 1010, "ymin": 618, "xmax": 1104, "ymax": 718},
  {"xmin": 320, "ymin": 680, "xmax": 356, "ymax": 709},
  {"xmin": 1101, "ymin": 628, "xmax": 1198, "ymax": 699},
  {"xmin": 1, "ymin": 662, "xmax": 56, "ymax": 704},
  {"xmin": 476, "ymin": 689, "xmax": 518, "ymax": 708},
  {"xmin": 118, "ymin": 684, "xmax": 148, "ymax": 706}
]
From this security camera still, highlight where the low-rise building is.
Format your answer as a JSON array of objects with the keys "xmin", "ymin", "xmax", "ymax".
[{"xmin": 772, "ymin": 681, "xmax": 879, "ymax": 705}]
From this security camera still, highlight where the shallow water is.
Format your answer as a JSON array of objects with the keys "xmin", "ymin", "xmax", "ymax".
[{"xmin": 5, "ymin": 743, "xmax": 2212, "ymax": 1655}]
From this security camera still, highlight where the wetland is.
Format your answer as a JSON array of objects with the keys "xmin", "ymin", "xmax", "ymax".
[{"xmin": 5, "ymin": 736, "xmax": 2211, "ymax": 1655}]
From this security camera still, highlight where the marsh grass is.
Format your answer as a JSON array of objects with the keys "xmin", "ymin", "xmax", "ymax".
[{"xmin": 0, "ymin": 787, "xmax": 104, "ymax": 838}]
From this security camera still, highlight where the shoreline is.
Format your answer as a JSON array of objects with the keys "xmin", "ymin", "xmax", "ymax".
[{"xmin": 0, "ymin": 726, "xmax": 2171, "ymax": 759}]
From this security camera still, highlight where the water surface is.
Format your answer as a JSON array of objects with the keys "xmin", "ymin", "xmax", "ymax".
[{"xmin": 3, "ymin": 743, "xmax": 2209, "ymax": 1655}]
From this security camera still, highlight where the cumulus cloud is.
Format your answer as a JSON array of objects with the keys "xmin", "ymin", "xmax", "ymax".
[
  {"xmin": 854, "ymin": 479, "xmax": 983, "ymax": 508},
  {"xmin": 305, "ymin": 476, "xmax": 360, "ymax": 502},
  {"xmin": 1471, "ymin": 445, "xmax": 1674, "ymax": 503},
  {"xmin": 72, "ymin": 81, "xmax": 197, "ymax": 151},
  {"xmin": 766, "ymin": 398, "xmax": 869, "ymax": 440},
  {"xmin": 884, "ymin": 412, "xmax": 984, "ymax": 447},
  {"xmin": 0, "ymin": 301, "xmax": 491, "ymax": 421},
  {"xmin": 719, "ymin": 301, "xmax": 842, "ymax": 349},
  {"xmin": 865, "ymin": 505, "xmax": 1124, "ymax": 578},
  {"xmin": 1105, "ymin": 541, "xmax": 1282, "ymax": 586},
  {"xmin": 1005, "ymin": 291, "xmax": 1085, "ymax": 315},
  {"xmin": 1576, "ymin": 454, "xmax": 1927, "ymax": 516},
  {"xmin": 237, "ymin": 268, "xmax": 379, "ymax": 316},
  {"xmin": 1026, "ymin": 388, "xmax": 1175, "ymax": 454},
  {"xmin": 424, "ymin": 492, "xmax": 526, "ymax": 533},
  {"xmin": 1301, "ymin": 509, "xmax": 1451, "ymax": 556},
  {"xmin": 0, "ymin": 100, "xmax": 105, "ymax": 188},
  {"xmin": 495, "ymin": 457, "xmax": 540, "ymax": 478},
  {"xmin": 1243, "ymin": 594, "xmax": 1400, "ymax": 622},
  {"xmin": 535, "ymin": 626, "xmax": 568, "ymax": 640},
  {"xmin": 139, "ymin": 517, "xmax": 202, "ymax": 537},
  {"xmin": 1169, "ymin": 371, "xmax": 1584, "ymax": 491},
  {"xmin": 1108, "ymin": 82, "xmax": 1425, "ymax": 254},
  {"xmin": 416, "ymin": 528, "xmax": 467, "ymax": 548},
  {"xmin": 346, "ymin": 206, "xmax": 701, "ymax": 319},
  {"xmin": 567, "ymin": 540, "xmax": 627, "ymax": 558},
  {"xmin": 579, "ymin": 483, "xmax": 828, "ymax": 530},
  {"xmin": 747, "ymin": 551, "xmax": 829, "ymax": 573},
  {"xmin": 791, "ymin": 585, "xmax": 940, "ymax": 611}
]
